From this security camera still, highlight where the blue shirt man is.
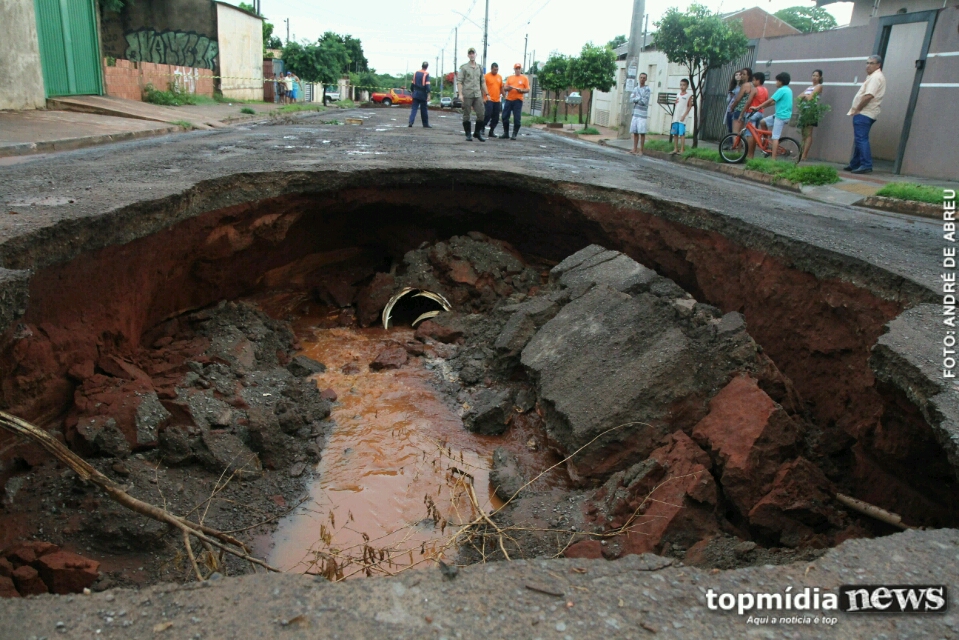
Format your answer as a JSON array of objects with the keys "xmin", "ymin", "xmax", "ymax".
[{"xmin": 408, "ymin": 62, "xmax": 432, "ymax": 128}]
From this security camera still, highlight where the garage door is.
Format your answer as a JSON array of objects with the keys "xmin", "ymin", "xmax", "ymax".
[{"xmin": 34, "ymin": 0, "xmax": 103, "ymax": 97}]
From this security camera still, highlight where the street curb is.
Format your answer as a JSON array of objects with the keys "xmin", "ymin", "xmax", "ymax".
[
  {"xmin": 0, "ymin": 125, "xmax": 180, "ymax": 158},
  {"xmin": 853, "ymin": 195, "xmax": 941, "ymax": 220}
]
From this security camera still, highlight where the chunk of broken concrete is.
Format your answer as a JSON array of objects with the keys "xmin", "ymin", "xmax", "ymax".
[
  {"xmin": 197, "ymin": 430, "xmax": 262, "ymax": 480},
  {"xmin": 75, "ymin": 416, "xmax": 131, "ymax": 458},
  {"xmin": 522, "ymin": 257, "xmax": 779, "ymax": 481},
  {"xmin": 12, "ymin": 565, "xmax": 47, "ymax": 596},
  {"xmin": 287, "ymin": 355, "xmax": 326, "ymax": 377},
  {"xmin": 464, "ymin": 388, "xmax": 513, "ymax": 435},
  {"xmin": 489, "ymin": 448, "xmax": 526, "ymax": 502}
]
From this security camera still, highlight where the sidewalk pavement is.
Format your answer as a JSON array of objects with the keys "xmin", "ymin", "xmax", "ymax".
[
  {"xmin": 541, "ymin": 124, "xmax": 958, "ymax": 212},
  {"xmin": 1, "ymin": 98, "xmax": 289, "ymax": 159}
]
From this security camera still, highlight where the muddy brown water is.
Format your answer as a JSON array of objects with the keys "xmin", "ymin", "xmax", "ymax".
[{"xmin": 266, "ymin": 319, "xmax": 535, "ymax": 577}]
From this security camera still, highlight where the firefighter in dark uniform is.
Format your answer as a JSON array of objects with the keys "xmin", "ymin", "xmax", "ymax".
[{"xmin": 408, "ymin": 61, "xmax": 432, "ymax": 128}]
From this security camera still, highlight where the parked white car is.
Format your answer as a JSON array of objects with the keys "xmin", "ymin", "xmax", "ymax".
[
  {"xmin": 440, "ymin": 97, "xmax": 452, "ymax": 108},
  {"xmin": 324, "ymin": 87, "xmax": 340, "ymax": 104}
]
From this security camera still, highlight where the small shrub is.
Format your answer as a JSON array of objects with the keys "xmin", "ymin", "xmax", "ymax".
[
  {"xmin": 875, "ymin": 182, "xmax": 947, "ymax": 205},
  {"xmin": 172, "ymin": 120, "xmax": 194, "ymax": 130},
  {"xmin": 746, "ymin": 158, "xmax": 839, "ymax": 185},
  {"xmin": 577, "ymin": 127, "xmax": 601, "ymax": 135},
  {"xmin": 143, "ymin": 82, "xmax": 197, "ymax": 106},
  {"xmin": 277, "ymin": 103, "xmax": 326, "ymax": 114},
  {"xmin": 240, "ymin": 107, "xmax": 256, "ymax": 114},
  {"xmin": 682, "ymin": 147, "xmax": 721, "ymax": 163},
  {"xmin": 643, "ymin": 139, "xmax": 673, "ymax": 153},
  {"xmin": 787, "ymin": 165, "xmax": 840, "ymax": 186},
  {"xmin": 745, "ymin": 158, "xmax": 792, "ymax": 176}
]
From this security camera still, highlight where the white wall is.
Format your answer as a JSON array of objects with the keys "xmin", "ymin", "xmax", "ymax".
[
  {"xmin": 215, "ymin": 3, "xmax": 263, "ymax": 101},
  {"xmin": 590, "ymin": 51, "xmax": 698, "ymax": 136},
  {"xmin": 0, "ymin": 1, "xmax": 46, "ymax": 109}
]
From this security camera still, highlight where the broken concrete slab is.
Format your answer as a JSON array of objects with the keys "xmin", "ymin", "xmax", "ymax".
[
  {"xmin": 489, "ymin": 448, "xmax": 526, "ymax": 502},
  {"xmin": 287, "ymin": 355, "xmax": 326, "ymax": 377},
  {"xmin": 464, "ymin": 388, "xmax": 513, "ymax": 436},
  {"xmin": 521, "ymin": 263, "xmax": 779, "ymax": 481}
]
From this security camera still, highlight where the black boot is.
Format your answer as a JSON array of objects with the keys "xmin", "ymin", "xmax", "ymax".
[
  {"xmin": 499, "ymin": 124, "xmax": 510, "ymax": 139},
  {"xmin": 463, "ymin": 122, "xmax": 472, "ymax": 141},
  {"xmin": 511, "ymin": 124, "xmax": 520, "ymax": 140},
  {"xmin": 474, "ymin": 123, "xmax": 486, "ymax": 142}
]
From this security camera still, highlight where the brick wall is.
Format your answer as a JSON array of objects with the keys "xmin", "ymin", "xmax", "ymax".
[{"xmin": 103, "ymin": 58, "xmax": 215, "ymax": 102}]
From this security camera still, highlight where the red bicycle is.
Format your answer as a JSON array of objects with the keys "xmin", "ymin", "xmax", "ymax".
[{"xmin": 719, "ymin": 113, "xmax": 801, "ymax": 164}]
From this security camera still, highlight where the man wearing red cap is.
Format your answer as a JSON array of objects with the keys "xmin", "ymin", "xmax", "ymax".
[{"xmin": 501, "ymin": 63, "xmax": 530, "ymax": 140}]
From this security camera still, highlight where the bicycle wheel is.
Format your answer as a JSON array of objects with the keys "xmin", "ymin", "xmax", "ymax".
[
  {"xmin": 719, "ymin": 133, "xmax": 747, "ymax": 164},
  {"xmin": 772, "ymin": 137, "xmax": 801, "ymax": 163}
]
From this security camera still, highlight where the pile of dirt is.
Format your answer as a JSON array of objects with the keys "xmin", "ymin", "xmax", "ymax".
[{"xmin": 0, "ymin": 302, "xmax": 332, "ymax": 593}]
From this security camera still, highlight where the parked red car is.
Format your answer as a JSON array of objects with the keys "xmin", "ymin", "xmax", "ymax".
[{"xmin": 370, "ymin": 88, "xmax": 413, "ymax": 106}]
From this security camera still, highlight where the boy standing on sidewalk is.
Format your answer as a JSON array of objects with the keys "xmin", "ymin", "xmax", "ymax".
[{"xmin": 670, "ymin": 79, "xmax": 692, "ymax": 155}]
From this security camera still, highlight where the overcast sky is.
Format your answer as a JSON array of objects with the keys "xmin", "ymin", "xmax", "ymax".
[{"xmin": 237, "ymin": 1, "xmax": 854, "ymax": 76}]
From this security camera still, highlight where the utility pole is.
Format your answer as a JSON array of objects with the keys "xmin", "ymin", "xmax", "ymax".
[
  {"xmin": 453, "ymin": 27, "xmax": 458, "ymax": 95},
  {"xmin": 285, "ymin": 18, "xmax": 290, "ymax": 45},
  {"xmin": 440, "ymin": 49, "xmax": 444, "ymax": 94},
  {"xmin": 482, "ymin": 0, "xmax": 489, "ymax": 71},
  {"xmin": 618, "ymin": 0, "xmax": 645, "ymax": 140},
  {"xmin": 523, "ymin": 34, "xmax": 528, "ymax": 71}
]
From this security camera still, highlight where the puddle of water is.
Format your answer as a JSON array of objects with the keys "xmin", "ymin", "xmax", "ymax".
[{"xmin": 268, "ymin": 323, "xmax": 502, "ymax": 578}]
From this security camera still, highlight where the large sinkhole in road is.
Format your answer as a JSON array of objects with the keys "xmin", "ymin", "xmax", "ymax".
[{"xmin": 0, "ymin": 171, "xmax": 954, "ymax": 590}]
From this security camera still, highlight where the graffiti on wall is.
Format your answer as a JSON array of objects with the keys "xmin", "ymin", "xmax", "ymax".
[{"xmin": 124, "ymin": 29, "xmax": 219, "ymax": 69}]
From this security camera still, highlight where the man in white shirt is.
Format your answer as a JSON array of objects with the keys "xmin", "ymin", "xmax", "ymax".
[
  {"xmin": 844, "ymin": 55, "xmax": 886, "ymax": 175},
  {"xmin": 670, "ymin": 78, "xmax": 693, "ymax": 155}
]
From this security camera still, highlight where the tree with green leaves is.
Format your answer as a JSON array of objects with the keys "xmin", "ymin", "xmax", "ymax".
[
  {"xmin": 567, "ymin": 43, "xmax": 616, "ymax": 128},
  {"xmin": 539, "ymin": 53, "xmax": 571, "ymax": 122},
  {"xmin": 607, "ymin": 35, "xmax": 627, "ymax": 49},
  {"xmin": 654, "ymin": 4, "xmax": 748, "ymax": 146},
  {"xmin": 282, "ymin": 32, "xmax": 355, "ymax": 85},
  {"xmin": 341, "ymin": 36, "xmax": 369, "ymax": 73},
  {"xmin": 774, "ymin": 6, "xmax": 838, "ymax": 33}
]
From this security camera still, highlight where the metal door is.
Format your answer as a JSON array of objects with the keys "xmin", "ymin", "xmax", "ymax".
[
  {"xmin": 33, "ymin": 0, "xmax": 103, "ymax": 97},
  {"xmin": 700, "ymin": 43, "xmax": 756, "ymax": 142}
]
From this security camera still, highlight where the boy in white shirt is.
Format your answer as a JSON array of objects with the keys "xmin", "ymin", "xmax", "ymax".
[{"xmin": 671, "ymin": 79, "xmax": 693, "ymax": 155}]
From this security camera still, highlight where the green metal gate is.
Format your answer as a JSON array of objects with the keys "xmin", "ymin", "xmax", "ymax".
[{"xmin": 33, "ymin": 0, "xmax": 103, "ymax": 97}]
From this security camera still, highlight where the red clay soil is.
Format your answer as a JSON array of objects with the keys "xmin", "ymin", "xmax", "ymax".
[{"xmin": 0, "ymin": 184, "xmax": 953, "ymax": 539}]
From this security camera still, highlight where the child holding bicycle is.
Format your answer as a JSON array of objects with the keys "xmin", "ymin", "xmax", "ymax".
[{"xmin": 748, "ymin": 72, "xmax": 793, "ymax": 161}]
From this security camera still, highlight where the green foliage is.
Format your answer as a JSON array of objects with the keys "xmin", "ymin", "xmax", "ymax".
[
  {"xmin": 143, "ymin": 83, "xmax": 197, "ymax": 106},
  {"xmin": 539, "ymin": 54, "xmax": 571, "ymax": 93},
  {"xmin": 682, "ymin": 147, "xmax": 721, "ymax": 162},
  {"xmin": 607, "ymin": 35, "xmax": 627, "ymax": 49},
  {"xmin": 282, "ymin": 32, "xmax": 365, "ymax": 84},
  {"xmin": 746, "ymin": 158, "xmax": 840, "ymax": 185},
  {"xmin": 774, "ymin": 7, "xmax": 838, "ymax": 33},
  {"xmin": 99, "ymin": 0, "xmax": 126, "ymax": 14},
  {"xmin": 567, "ymin": 43, "xmax": 616, "ymax": 127},
  {"xmin": 528, "ymin": 114, "xmax": 580, "ymax": 124},
  {"xmin": 277, "ymin": 103, "xmax": 327, "ymax": 114},
  {"xmin": 655, "ymin": 4, "xmax": 749, "ymax": 146},
  {"xmin": 643, "ymin": 139, "xmax": 674, "ymax": 153},
  {"xmin": 240, "ymin": 107, "xmax": 256, "ymax": 114},
  {"xmin": 797, "ymin": 93, "xmax": 831, "ymax": 128},
  {"xmin": 172, "ymin": 120, "xmax": 195, "ymax": 130},
  {"xmin": 788, "ymin": 165, "xmax": 841, "ymax": 186},
  {"xmin": 876, "ymin": 182, "xmax": 948, "ymax": 204},
  {"xmin": 576, "ymin": 127, "xmax": 602, "ymax": 135}
]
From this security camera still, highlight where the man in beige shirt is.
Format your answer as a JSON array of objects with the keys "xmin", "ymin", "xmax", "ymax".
[
  {"xmin": 844, "ymin": 55, "xmax": 886, "ymax": 174},
  {"xmin": 457, "ymin": 47, "xmax": 488, "ymax": 141}
]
